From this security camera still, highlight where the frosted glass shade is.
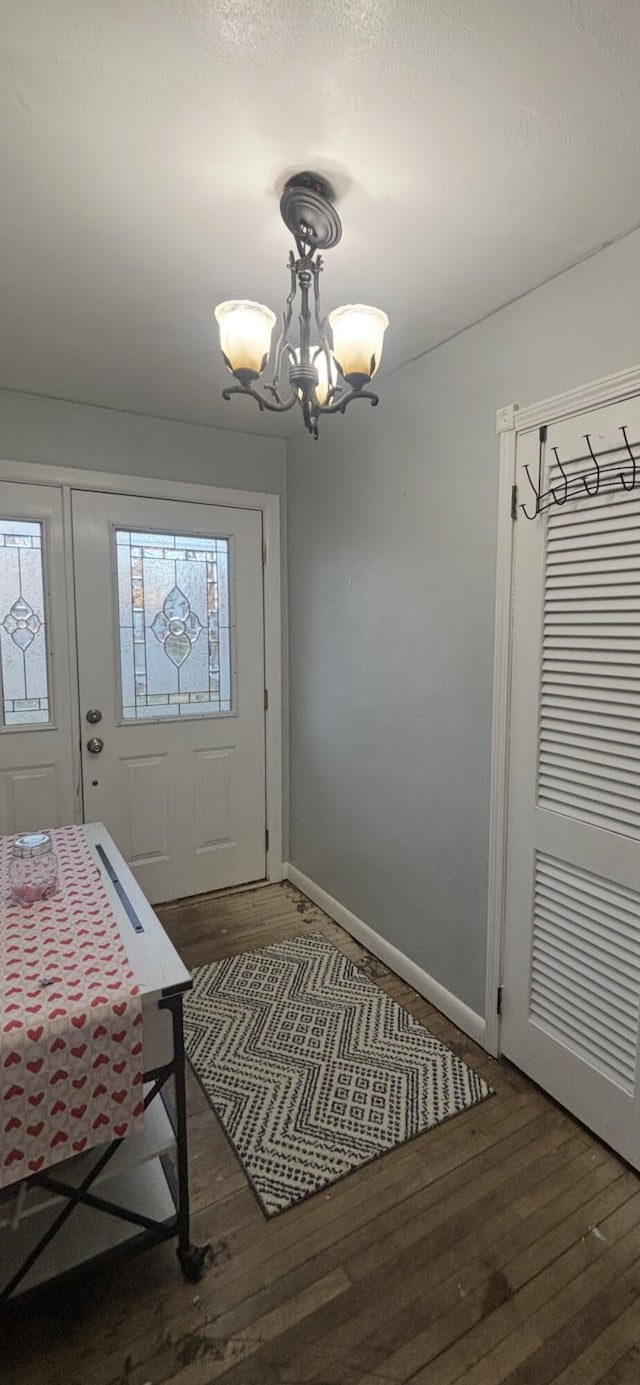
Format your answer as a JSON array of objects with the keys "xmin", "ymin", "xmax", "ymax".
[
  {"xmin": 214, "ymin": 300, "xmax": 276, "ymax": 384},
  {"xmin": 328, "ymin": 304, "xmax": 389, "ymax": 389},
  {"xmin": 291, "ymin": 347, "xmax": 337, "ymax": 405},
  {"xmin": 313, "ymin": 348, "xmax": 337, "ymax": 405}
]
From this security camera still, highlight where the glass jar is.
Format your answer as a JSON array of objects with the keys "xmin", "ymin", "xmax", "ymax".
[{"xmin": 8, "ymin": 832, "xmax": 59, "ymax": 905}]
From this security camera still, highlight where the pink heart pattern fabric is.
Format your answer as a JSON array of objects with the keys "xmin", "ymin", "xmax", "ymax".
[{"xmin": 0, "ymin": 826, "xmax": 144, "ymax": 1188}]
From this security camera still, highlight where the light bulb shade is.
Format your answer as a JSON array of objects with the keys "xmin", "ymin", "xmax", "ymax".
[
  {"xmin": 291, "ymin": 347, "xmax": 337, "ymax": 405},
  {"xmin": 214, "ymin": 300, "xmax": 276, "ymax": 384},
  {"xmin": 328, "ymin": 304, "xmax": 389, "ymax": 389},
  {"xmin": 313, "ymin": 348, "xmax": 338, "ymax": 406}
]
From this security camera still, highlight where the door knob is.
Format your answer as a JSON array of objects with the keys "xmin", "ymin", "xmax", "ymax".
[
  {"xmin": 86, "ymin": 708, "xmax": 102, "ymax": 724},
  {"xmin": 87, "ymin": 737, "xmax": 104, "ymax": 755}
]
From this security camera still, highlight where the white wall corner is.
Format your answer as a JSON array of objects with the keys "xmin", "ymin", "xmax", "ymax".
[
  {"xmin": 496, "ymin": 403, "xmax": 518, "ymax": 433},
  {"xmin": 284, "ymin": 864, "xmax": 487, "ymax": 1050}
]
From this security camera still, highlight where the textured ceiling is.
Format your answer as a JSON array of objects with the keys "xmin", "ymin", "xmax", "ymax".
[{"xmin": 2, "ymin": 1, "xmax": 640, "ymax": 438}]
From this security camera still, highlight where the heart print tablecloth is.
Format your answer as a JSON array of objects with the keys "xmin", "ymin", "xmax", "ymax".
[{"xmin": 0, "ymin": 825, "xmax": 144, "ymax": 1188}]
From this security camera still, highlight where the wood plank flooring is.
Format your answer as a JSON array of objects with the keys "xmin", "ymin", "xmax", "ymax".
[{"xmin": 2, "ymin": 880, "xmax": 639, "ymax": 1385}]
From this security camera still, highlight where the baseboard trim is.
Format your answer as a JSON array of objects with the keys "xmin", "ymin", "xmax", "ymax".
[{"xmin": 283, "ymin": 863, "xmax": 487, "ymax": 1049}]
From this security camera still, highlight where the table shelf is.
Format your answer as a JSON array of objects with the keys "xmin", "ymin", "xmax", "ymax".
[
  {"xmin": 0, "ymin": 1156, "xmax": 176, "ymax": 1295},
  {"xmin": 0, "ymin": 1087, "xmax": 175, "ymax": 1231}
]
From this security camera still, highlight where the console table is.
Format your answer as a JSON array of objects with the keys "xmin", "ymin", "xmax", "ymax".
[{"xmin": 0, "ymin": 822, "xmax": 208, "ymax": 1300}]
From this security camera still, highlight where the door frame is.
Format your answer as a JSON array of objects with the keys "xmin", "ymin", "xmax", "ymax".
[
  {"xmin": 0, "ymin": 459, "xmax": 283, "ymax": 886},
  {"xmin": 486, "ymin": 360, "xmax": 640, "ymax": 1057}
]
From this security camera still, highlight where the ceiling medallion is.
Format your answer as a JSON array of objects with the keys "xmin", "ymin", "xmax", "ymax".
[{"xmin": 214, "ymin": 172, "xmax": 389, "ymax": 439}]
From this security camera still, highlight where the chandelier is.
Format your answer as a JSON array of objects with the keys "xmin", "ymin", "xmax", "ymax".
[{"xmin": 214, "ymin": 172, "xmax": 389, "ymax": 439}]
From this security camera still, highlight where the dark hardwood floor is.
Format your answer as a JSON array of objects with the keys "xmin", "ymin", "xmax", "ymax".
[{"xmin": 2, "ymin": 881, "xmax": 639, "ymax": 1384}]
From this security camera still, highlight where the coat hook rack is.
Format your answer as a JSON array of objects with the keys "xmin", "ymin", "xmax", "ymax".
[{"xmin": 520, "ymin": 423, "xmax": 639, "ymax": 519}]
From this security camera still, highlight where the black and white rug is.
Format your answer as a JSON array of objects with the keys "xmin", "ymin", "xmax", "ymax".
[{"xmin": 184, "ymin": 932, "xmax": 492, "ymax": 1216}]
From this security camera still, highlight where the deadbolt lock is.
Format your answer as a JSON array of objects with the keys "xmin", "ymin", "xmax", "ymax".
[{"xmin": 86, "ymin": 708, "xmax": 102, "ymax": 724}]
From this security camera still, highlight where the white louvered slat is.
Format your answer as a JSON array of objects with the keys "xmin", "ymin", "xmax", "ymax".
[
  {"xmin": 531, "ymin": 853, "xmax": 640, "ymax": 1092},
  {"xmin": 542, "ymin": 683, "xmax": 640, "ymax": 709},
  {"xmin": 548, "ymin": 508, "xmax": 640, "ymax": 539},
  {"xmin": 538, "ymin": 848, "xmax": 640, "ymax": 910},
  {"xmin": 547, "ymin": 572, "xmax": 640, "ymax": 592},
  {"xmin": 533, "ymin": 910, "xmax": 636, "ymax": 989},
  {"xmin": 544, "ymin": 651, "xmax": 640, "ymax": 668},
  {"xmin": 543, "ymin": 669, "xmax": 640, "ymax": 695},
  {"xmin": 528, "ymin": 996, "xmax": 635, "ymax": 1090},
  {"xmin": 540, "ymin": 721, "xmax": 640, "ymax": 759},
  {"xmin": 540, "ymin": 748, "xmax": 640, "ymax": 791},
  {"xmin": 538, "ymin": 772, "xmax": 640, "ymax": 818},
  {"xmin": 544, "ymin": 610, "xmax": 640, "ymax": 624},
  {"xmin": 545, "ymin": 596, "xmax": 640, "ymax": 611},
  {"xmin": 543, "ymin": 636, "xmax": 640, "ymax": 652},
  {"xmin": 539, "ymin": 471, "xmax": 640, "ymax": 836},
  {"xmin": 530, "ymin": 976, "xmax": 634, "ymax": 1073},
  {"xmin": 538, "ymin": 787, "xmax": 640, "ymax": 835},
  {"xmin": 547, "ymin": 550, "xmax": 640, "ymax": 574},
  {"xmin": 541, "ymin": 693, "xmax": 640, "ymax": 721},
  {"xmin": 548, "ymin": 513, "xmax": 640, "ymax": 545},
  {"xmin": 531, "ymin": 932, "xmax": 638, "ymax": 1012},
  {"xmin": 540, "ymin": 700, "xmax": 640, "ymax": 729},
  {"xmin": 535, "ymin": 864, "xmax": 640, "ymax": 937}
]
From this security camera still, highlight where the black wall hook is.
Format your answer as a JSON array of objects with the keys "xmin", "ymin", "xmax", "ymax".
[
  {"xmin": 619, "ymin": 425, "xmax": 637, "ymax": 491},
  {"xmin": 520, "ymin": 425, "xmax": 546, "ymax": 519},
  {"xmin": 550, "ymin": 446, "xmax": 569, "ymax": 506},
  {"xmin": 583, "ymin": 435, "xmax": 601, "ymax": 498},
  {"xmin": 519, "ymin": 422, "xmax": 639, "ymax": 519}
]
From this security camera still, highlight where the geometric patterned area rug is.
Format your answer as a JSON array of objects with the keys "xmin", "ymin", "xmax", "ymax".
[{"xmin": 184, "ymin": 933, "xmax": 492, "ymax": 1216}]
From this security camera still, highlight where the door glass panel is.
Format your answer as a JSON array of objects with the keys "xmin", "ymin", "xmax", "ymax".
[
  {"xmin": 115, "ymin": 529, "xmax": 232, "ymax": 719},
  {"xmin": 0, "ymin": 519, "xmax": 50, "ymax": 726}
]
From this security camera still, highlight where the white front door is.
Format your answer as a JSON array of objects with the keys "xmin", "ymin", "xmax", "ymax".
[
  {"xmin": 0, "ymin": 482, "xmax": 76, "ymax": 832},
  {"xmin": 71, "ymin": 490, "xmax": 266, "ymax": 904},
  {"xmin": 502, "ymin": 395, "xmax": 640, "ymax": 1167}
]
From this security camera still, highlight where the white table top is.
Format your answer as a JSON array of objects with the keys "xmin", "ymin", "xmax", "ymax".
[{"xmin": 84, "ymin": 822, "xmax": 191, "ymax": 1002}]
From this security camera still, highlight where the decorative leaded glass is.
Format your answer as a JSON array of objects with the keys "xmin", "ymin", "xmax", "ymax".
[
  {"xmin": 115, "ymin": 529, "xmax": 232, "ymax": 719},
  {"xmin": 0, "ymin": 519, "xmax": 50, "ymax": 726}
]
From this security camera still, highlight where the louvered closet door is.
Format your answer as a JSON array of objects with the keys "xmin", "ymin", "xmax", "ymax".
[{"xmin": 502, "ymin": 394, "xmax": 640, "ymax": 1167}]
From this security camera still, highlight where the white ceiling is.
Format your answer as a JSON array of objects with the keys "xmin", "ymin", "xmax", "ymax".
[{"xmin": 2, "ymin": 0, "xmax": 640, "ymax": 438}]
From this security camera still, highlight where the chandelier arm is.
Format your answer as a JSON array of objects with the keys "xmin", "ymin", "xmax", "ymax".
[
  {"xmin": 263, "ymin": 380, "xmax": 293, "ymax": 405},
  {"xmin": 221, "ymin": 383, "xmax": 299, "ymax": 414},
  {"xmin": 312, "ymin": 258, "xmax": 337, "ymax": 405},
  {"xmin": 315, "ymin": 387, "xmax": 380, "ymax": 418},
  {"xmin": 311, "ymin": 256, "xmax": 324, "ymax": 330},
  {"xmin": 270, "ymin": 255, "xmax": 298, "ymax": 397},
  {"xmin": 265, "ymin": 342, "xmax": 298, "ymax": 406}
]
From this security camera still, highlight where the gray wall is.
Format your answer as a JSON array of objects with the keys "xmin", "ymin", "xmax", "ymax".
[
  {"xmin": 287, "ymin": 227, "xmax": 640, "ymax": 1016},
  {"xmin": 0, "ymin": 389, "xmax": 286, "ymax": 495}
]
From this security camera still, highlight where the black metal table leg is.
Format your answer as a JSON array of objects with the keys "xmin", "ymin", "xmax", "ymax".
[{"xmin": 160, "ymin": 991, "xmax": 209, "ymax": 1282}]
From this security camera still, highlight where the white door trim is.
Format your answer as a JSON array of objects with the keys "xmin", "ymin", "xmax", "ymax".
[
  {"xmin": 0, "ymin": 458, "xmax": 283, "ymax": 885},
  {"xmin": 486, "ymin": 361, "xmax": 640, "ymax": 1058},
  {"xmin": 484, "ymin": 411, "xmax": 518, "ymax": 1056}
]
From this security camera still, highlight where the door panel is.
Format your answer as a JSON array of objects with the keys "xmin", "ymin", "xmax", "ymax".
[
  {"xmin": 71, "ymin": 490, "xmax": 266, "ymax": 903},
  {"xmin": 0, "ymin": 483, "xmax": 76, "ymax": 833},
  {"xmin": 194, "ymin": 747, "xmax": 233, "ymax": 849},
  {"xmin": 123, "ymin": 753, "xmax": 169, "ymax": 863},
  {"xmin": 502, "ymin": 396, "xmax": 640, "ymax": 1168}
]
